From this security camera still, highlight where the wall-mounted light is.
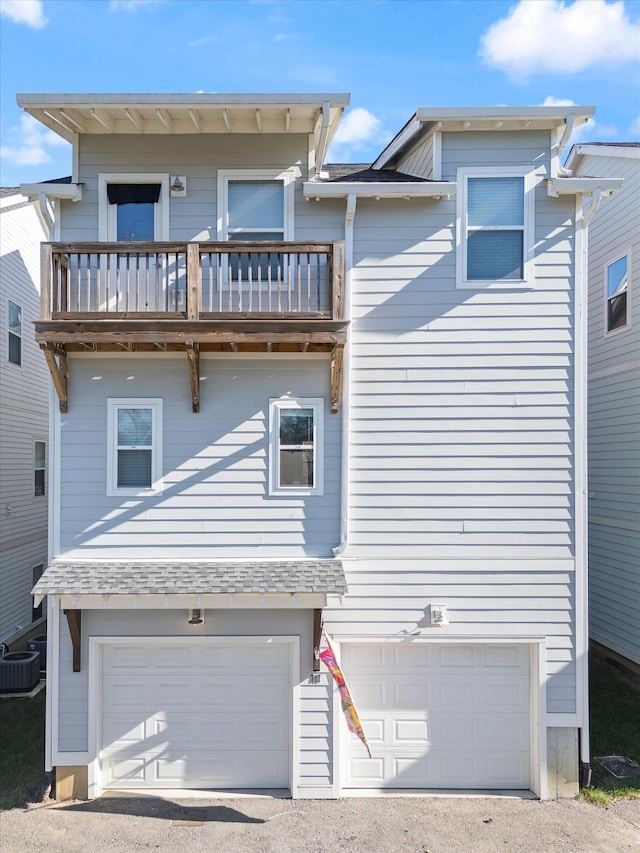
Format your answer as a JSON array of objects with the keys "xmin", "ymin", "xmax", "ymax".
[
  {"xmin": 188, "ymin": 608, "xmax": 204, "ymax": 625},
  {"xmin": 170, "ymin": 176, "xmax": 187, "ymax": 197}
]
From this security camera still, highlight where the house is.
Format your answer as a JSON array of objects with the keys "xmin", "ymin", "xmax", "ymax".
[
  {"xmin": 566, "ymin": 143, "xmax": 640, "ymax": 669},
  {"xmin": 18, "ymin": 93, "xmax": 622, "ymax": 801},
  {"xmin": 0, "ymin": 188, "xmax": 50, "ymax": 650}
]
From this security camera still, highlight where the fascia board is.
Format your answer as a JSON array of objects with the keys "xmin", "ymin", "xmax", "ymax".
[
  {"xmin": 567, "ymin": 144, "xmax": 640, "ymax": 171},
  {"xmin": 20, "ymin": 182, "xmax": 82, "ymax": 201},
  {"xmin": 371, "ymin": 116, "xmax": 422, "ymax": 169},
  {"xmin": 415, "ymin": 106, "xmax": 596, "ymax": 123},
  {"xmin": 303, "ymin": 181, "xmax": 456, "ymax": 199},
  {"xmin": 17, "ymin": 92, "xmax": 350, "ymax": 109},
  {"xmin": 547, "ymin": 177, "xmax": 623, "ymax": 197}
]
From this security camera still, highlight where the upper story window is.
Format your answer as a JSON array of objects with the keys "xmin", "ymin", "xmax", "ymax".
[
  {"xmin": 99, "ymin": 174, "xmax": 169, "ymax": 241},
  {"xmin": 34, "ymin": 441, "xmax": 46, "ymax": 497},
  {"xmin": 606, "ymin": 253, "xmax": 629, "ymax": 333},
  {"xmin": 457, "ymin": 167, "xmax": 535, "ymax": 289},
  {"xmin": 218, "ymin": 169, "xmax": 295, "ymax": 243},
  {"xmin": 107, "ymin": 398, "xmax": 163, "ymax": 496},
  {"xmin": 8, "ymin": 300, "xmax": 22, "ymax": 365},
  {"xmin": 269, "ymin": 398, "xmax": 324, "ymax": 496}
]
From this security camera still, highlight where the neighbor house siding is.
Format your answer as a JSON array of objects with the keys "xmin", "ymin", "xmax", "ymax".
[
  {"xmin": 580, "ymin": 150, "xmax": 640, "ymax": 665},
  {"xmin": 0, "ymin": 194, "xmax": 49, "ymax": 643},
  {"xmin": 321, "ymin": 131, "xmax": 580, "ymax": 714},
  {"xmin": 57, "ymin": 356, "xmax": 341, "ymax": 560}
]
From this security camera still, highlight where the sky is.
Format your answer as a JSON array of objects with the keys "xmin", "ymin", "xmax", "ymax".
[{"xmin": 1, "ymin": 0, "xmax": 639, "ymax": 186}]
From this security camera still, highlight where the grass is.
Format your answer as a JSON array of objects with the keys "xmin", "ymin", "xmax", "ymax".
[
  {"xmin": 583, "ymin": 653, "xmax": 640, "ymax": 805},
  {"xmin": 0, "ymin": 691, "xmax": 46, "ymax": 811}
]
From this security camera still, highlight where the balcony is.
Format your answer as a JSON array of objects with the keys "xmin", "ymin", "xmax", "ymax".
[{"xmin": 36, "ymin": 241, "xmax": 347, "ymax": 413}]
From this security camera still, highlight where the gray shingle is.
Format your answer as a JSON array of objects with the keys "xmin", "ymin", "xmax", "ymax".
[{"xmin": 32, "ymin": 560, "xmax": 347, "ymax": 596}]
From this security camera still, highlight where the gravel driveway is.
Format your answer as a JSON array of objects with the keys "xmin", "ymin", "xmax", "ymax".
[{"xmin": 1, "ymin": 794, "xmax": 639, "ymax": 853}]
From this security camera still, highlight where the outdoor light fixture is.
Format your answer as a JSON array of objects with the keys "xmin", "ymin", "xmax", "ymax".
[
  {"xmin": 170, "ymin": 176, "xmax": 186, "ymax": 196},
  {"xmin": 188, "ymin": 608, "xmax": 204, "ymax": 625}
]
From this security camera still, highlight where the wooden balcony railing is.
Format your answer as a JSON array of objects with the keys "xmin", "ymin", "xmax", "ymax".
[{"xmin": 41, "ymin": 241, "xmax": 345, "ymax": 321}]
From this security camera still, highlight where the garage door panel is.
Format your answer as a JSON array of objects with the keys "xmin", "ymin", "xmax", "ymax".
[
  {"xmin": 100, "ymin": 640, "xmax": 290, "ymax": 790},
  {"xmin": 342, "ymin": 643, "xmax": 531, "ymax": 790}
]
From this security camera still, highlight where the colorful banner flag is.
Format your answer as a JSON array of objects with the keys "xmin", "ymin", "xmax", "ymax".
[{"xmin": 320, "ymin": 637, "xmax": 372, "ymax": 758}]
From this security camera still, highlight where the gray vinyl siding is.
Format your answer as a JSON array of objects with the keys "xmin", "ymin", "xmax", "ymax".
[
  {"xmin": 322, "ymin": 131, "xmax": 580, "ymax": 714},
  {"xmin": 58, "ymin": 356, "xmax": 340, "ymax": 559},
  {"xmin": 0, "ymin": 196, "xmax": 49, "ymax": 643},
  {"xmin": 55, "ymin": 607, "xmax": 334, "ymax": 791},
  {"xmin": 396, "ymin": 132, "xmax": 435, "ymax": 178},
  {"xmin": 579, "ymin": 149, "xmax": 640, "ymax": 665}
]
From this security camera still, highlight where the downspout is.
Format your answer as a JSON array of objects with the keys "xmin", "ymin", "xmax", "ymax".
[
  {"xmin": 333, "ymin": 192, "xmax": 357, "ymax": 557},
  {"xmin": 35, "ymin": 192, "xmax": 54, "ymax": 238},
  {"xmin": 576, "ymin": 186, "xmax": 602, "ymax": 788},
  {"xmin": 557, "ymin": 114, "xmax": 575, "ymax": 177}
]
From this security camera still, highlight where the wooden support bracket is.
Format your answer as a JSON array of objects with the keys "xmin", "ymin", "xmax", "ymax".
[
  {"xmin": 330, "ymin": 343, "xmax": 345, "ymax": 413},
  {"xmin": 64, "ymin": 609, "xmax": 82, "ymax": 672},
  {"xmin": 41, "ymin": 344, "xmax": 68, "ymax": 413},
  {"xmin": 313, "ymin": 608, "xmax": 323, "ymax": 672},
  {"xmin": 185, "ymin": 342, "xmax": 200, "ymax": 412}
]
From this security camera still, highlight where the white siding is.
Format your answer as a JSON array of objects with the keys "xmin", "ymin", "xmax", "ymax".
[
  {"xmin": 58, "ymin": 356, "xmax": 340, "ymax": 559},
  {"xmin": 0, "ymin": 194, "xmax": 49, "ymax": 643},
  {"xmin": 322, "ymin": 131, "xmax": 580, "ymax": 715},
  {"xmin": 396, "ymin": 132, "xmax": 435, "ymax": 178},
  {"xmin": 578, "ymin": 149, "xmax": 640, "ymax": 664}
]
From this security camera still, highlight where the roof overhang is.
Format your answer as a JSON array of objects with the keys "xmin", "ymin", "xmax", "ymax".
[
  {"xmin": 303, "ymin": 180, "xmax": 455, "ymax": 200},
  {"xmin": 19, "ymin": 181, "xmax": 82, "ymax": 202},
  {"xmin": 17, "ymin": 93, "xmax": 349, "ymax": 174},
  {"xmin": 566, "ymin": 143, "xmax": 640, "ymax": 174},
  {"xmin": 374, "ymin": 106, "xmax": 596, "ymax": 170},
  {"xmin": 546, "ymin": 177, "xmax": 623, "ymax": 198}
]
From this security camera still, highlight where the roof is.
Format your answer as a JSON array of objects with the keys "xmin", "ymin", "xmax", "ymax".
[
  {"xmin": 32, "ymin": 559, "xmax": 347, "ymax": 597},
  {"xmin": 374, "ymin": 105, "xmax": 596, "ymax": 170},
  {"xmin": 566, "ymin": 142, "xmax": 640, "ymax": 173},
  {"xmin": 325, "ymin": 166, "xmax": 430, "ymax": 183},
  {"xmin": 0, "ymin": 187, "xmax": 20, "ymax": 198}
]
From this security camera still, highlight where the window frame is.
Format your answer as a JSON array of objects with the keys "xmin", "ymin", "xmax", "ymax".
[
  {"xmin": 32, "ymin": 564, "xmax": 44, "ymax": 622},
  {"xmin": 269, "ymin": 397, "xmax": 324, "ymax": 496},
  {"xmin": 98, "ymin": 174, "xmax": 170, "ymax": 241},
  {"xmin": 106, "ymin": 398, "xmax": 163, "ymax": 496},
  {"xmin": 216, "ymin": 168, "xmax": 296, "ymax": 242},
  {"xmin": 7, "ymin": 299, "xmax": 22, "ymax": 366},
  {"xmin": 456, "ymin": 166, "xmax": 536, "ymax": 290},
  {"xmin": 34, "ymin": 440, "xmax": 46, "ymax": 498},
  {"xmin": 604, "ymin": 250, "xmax": 631, "ymax": 336}
]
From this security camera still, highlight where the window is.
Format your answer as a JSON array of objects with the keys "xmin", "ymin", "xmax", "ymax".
[
  {"xmin": 218, "ymin": 169, "xmax": 295, "ymax": 242},
  {"xmin": 107, "ymin": 399, "xmax": 163, "ymax": 495},
  {"xmin": 8, "ymin": 300, "xmax": 21, "ymax": 365},
  {"xmin": 457, "ymin": 167, "xmax": 534, "ymax": 289},
  {"xmin": 34, "ymin": 441, "xmax": 46, "ymax": 497},
  {"xmin": 269, "ymin": 398, "xmax": 324, "ymax": 495},
  {"xmin": 606, "ymin": 254, "xmax": 629, "ymax": 332},
  {"xmin": 98, "ymin": 174, "xmax": 169, "ymax": 241},
  {"xmin": 32, "ymin": 564, "xmax": 44, "ymax": 622}
]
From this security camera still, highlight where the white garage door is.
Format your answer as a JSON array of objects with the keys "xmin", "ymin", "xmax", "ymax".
[
  {"xmin": 341, "ymin": 643, "xmax": 531, "ymax": 790},
  {"xmin": 99, "ymin": 639, "xmax": 290, "ymax": 790}
]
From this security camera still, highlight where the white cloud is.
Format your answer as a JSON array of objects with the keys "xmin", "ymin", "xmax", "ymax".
[
  {"xmin": 481, "ymin": 0, "xmax": 640, "ymax": 78},
  {"xmin": 542, "ymin": 96, "xmax": 576, "ymax": 107},
  {"xmin": 333, "ymin": 108, "xmax": 381, "ymax": 146},
  {"xmin": 0, "ymin": 0, "xmax": 46, "ymax": 28},
  {"xmin": 0, "ymin": 115, "xmax": 68, "ymax": 169}
]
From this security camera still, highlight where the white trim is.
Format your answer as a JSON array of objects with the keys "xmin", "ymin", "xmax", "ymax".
[
  {"xmin": 50, "ymin": 384, "xmax": 61, "ymax": 558},
  {"xmin": 332, "ymin": 636, "xmax": 545, "ymax": 799},
  {"xmin": 98, "ymin": 174, "xmax": 169, "ymax": 241},
  {"xmin": 19, "ymin": 183, "xmax": 83, "ymax": 202},
  {"xmin": 88, "ymin": 635, "xmax": 299, "ymax": 799},
  {"xmin": 216, "ymin": 168, "xmax": 297, "ymax": 241},
  {"xmin": 371, "ymin": 116, "xmax": 422, "ymax": 170},
  {"xmin": 432, "ymin": 131, "xmax": 442, "ymax": 181},
  {"xmin": 269, "ymin": 397, "xmax": 324, "ymax": 496},
  {"xmin": 547, "ymin": 177, "xmax": 622, "ymax": 197},
  {"xmin": 603, "ymin": 247, "xmax": 631, "ymax": 337},
  {"xmin": 303, "ymin": 181, "xmax": 455, "ymax": 200},
  {"xmin": 456, "ymin": 166, "xmax": 536, "ymax": 290},
  {"xmin": 106, "ymin": 398, "xmax": 163, "ymax": 496}
]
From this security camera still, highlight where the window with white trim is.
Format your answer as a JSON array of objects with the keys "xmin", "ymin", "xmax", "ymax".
[
  {"xmin": 107, "ymin": 399, "xmax": 163, "ymax": 496},
  {"xmin": 98, "ymin": 174, "xmax": 169, "ymax": 241},
  {"xmin": 269, "ymin": 398, "xmax": 324, "ymax": 495},
  {"xmin": 8, "ymin": 300, "xmax": 22, "ymax": 365},
  {"xmin": 605, "ymin": 253, "xmax": 629, "ymax": 333},
  {"xmin": 457, "ymin": 167, "xmax": 534, "ymax": 288},
  {"xmin": 34, "ymin": 441, "xmax": 46, "ymax": 497}
]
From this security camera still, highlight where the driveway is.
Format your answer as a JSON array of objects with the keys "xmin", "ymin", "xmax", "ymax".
[{"xmin": 1, "ymin": 793, "xmax": 639, "ymax": 853}]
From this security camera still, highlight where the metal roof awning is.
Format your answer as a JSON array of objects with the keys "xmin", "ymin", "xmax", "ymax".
[{"xmin": 32, "ymin": 559, "xmax": 348, "ymax": 607}]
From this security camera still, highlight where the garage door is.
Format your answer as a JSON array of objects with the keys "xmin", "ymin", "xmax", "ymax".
[
  {"xmin": 99, "ymin": 639, "xmax": 290, "ymax": 790},
  {"xmin": 341, "ymin": 643, "xmax": 530, "ymax": 789}
]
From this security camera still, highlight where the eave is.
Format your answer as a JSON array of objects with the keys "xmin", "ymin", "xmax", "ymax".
[
  {"xmin": 303, "ymin": 181, "xmax": 455, "ymax": 200},
  {"xmin": 20, "ymin": 182, "xmax": 83, "ymax": 202},
  {"xmin": 546, "ymin": 177, "xmax": 623, "ymax": 198}
]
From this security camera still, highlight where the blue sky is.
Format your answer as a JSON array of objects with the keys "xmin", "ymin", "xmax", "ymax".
[{"xmin": 1, "ymin": 0, "xmax": 639, "ymax": 185}]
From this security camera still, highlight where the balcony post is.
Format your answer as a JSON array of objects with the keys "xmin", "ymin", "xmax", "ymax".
[
  {"xmin": 187, "ymin": 242, "xmax": 201, "ymax": 321},
  {"xmin": 332, "ymin": 241, "xmax": 345, "ymax": 320},
  {"xmin": 41, "ymin": 243, "xmax": 52, "ymax": 319}
]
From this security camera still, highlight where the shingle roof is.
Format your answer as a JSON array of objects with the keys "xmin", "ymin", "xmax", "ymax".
[
  {"xmin": 33, "ymin": 560, "xmax": 347, "ymax": 596},
  {"xmin": 324, "ymin": 165, "xmax": 431, "ymax": 183},
  {"xmin": 0, "ymin": 187, "xmax": 20, "ymax": 198}
]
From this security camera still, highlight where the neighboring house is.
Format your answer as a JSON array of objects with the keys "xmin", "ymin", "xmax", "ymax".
[
  {"xmin": 566, "ymin": 143, "xmax": 640, "ymax": 668},
  {"xmin": 19, "ymin": 93, "xmax": 621, "ymax": 802},
  {"xmin": 0, "ymin": 189, "xmax": 50, "ymax": 647}
]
